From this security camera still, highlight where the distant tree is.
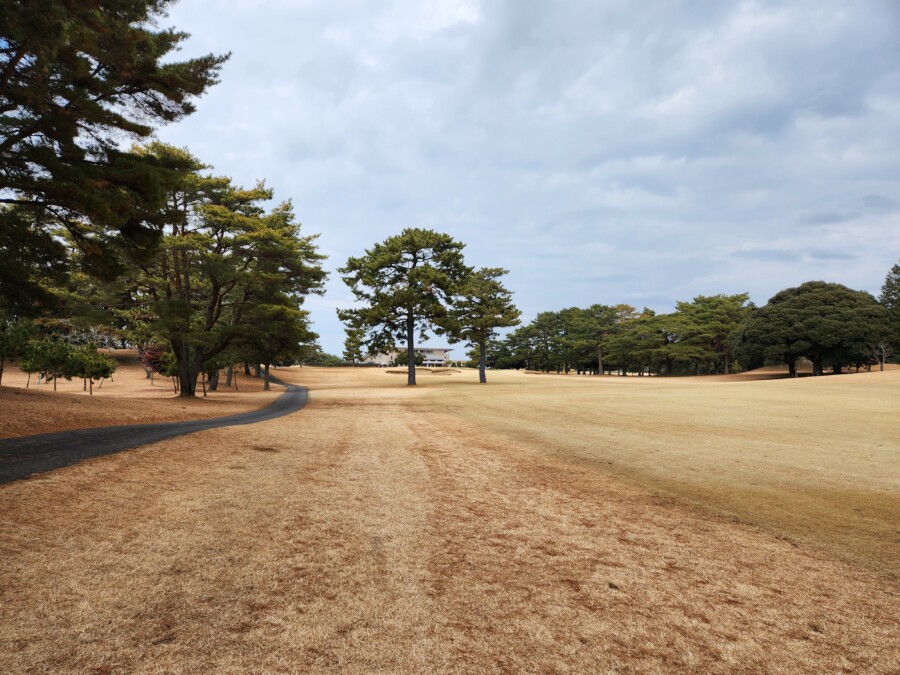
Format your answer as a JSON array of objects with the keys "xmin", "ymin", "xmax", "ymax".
[
  {"xmin": 343, "ymin": 326, "xmax": 366, "ymax": 365},
  {"xmin": 865, "ymin": 341, "xmax": 893, "ymax": 371},
  {"xmin": 738, "ymin": 281, "xmax": 889, "ymax": 376},
  {"xmin": 69, "ymin": 344, "xmax": 116, "ymax": 395},
  {"xmin": 605, "ymin": 310, "xmax": 658, "ymax": 376},
  {"xmin": 447, "ymin": 268, "xmax": 520, "ymax": 383},
  {"xmin": 338, "ymin": 228, "xmax": 469, "ymax": 386},
  {"xmin": 568, "ymin": 304, "xmax": 620, "ymax": 375},
  {"xmin": 138, "ymin": 343, "xmax": 168, "ymax": 381},
  {"xmin": 394, "ymin": 350, "xmax": 425, "ymax": 367},
  {"xmin": 233, "ymin": 303, "xmax": 317, "ymax": 390},
  {"xmin": 27, "ymin": 336, "xmax": 75, "ymax": 391},
  {"xmin": 0, "ymin": 1, "xmax": 228, "ymax": 284},
  {"xmin": 674, "ymin": 294, "xmax": 753, "ymax": 374}
]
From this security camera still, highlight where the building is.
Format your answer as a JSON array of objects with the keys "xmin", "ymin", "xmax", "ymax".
[{"xmin": 366, "ymin": 347, "xmax": 453, "ymax": 367}]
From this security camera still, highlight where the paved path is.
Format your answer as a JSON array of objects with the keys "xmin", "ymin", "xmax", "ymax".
[{"xmin": 0, "ymin": 378, "xmax": 307, "ymax": 484}]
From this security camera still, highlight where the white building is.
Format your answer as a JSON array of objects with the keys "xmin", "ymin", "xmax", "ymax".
[{"xmin": 366, "ymin": 347, "xmax": 453, "ymax": 367}]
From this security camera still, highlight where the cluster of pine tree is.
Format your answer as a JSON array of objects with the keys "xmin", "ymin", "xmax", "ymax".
[
  {"xmin": 0, "ymin": 1, "xmax": 327, "ymax": 397},
  {"xmin": 492, "ymin": 271, "xmax": 899, "ymax": 377}
]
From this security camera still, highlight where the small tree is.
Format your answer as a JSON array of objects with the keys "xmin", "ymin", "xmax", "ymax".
[
  {"xmin": 394, "ymin": 351, "xmax": 425, "ymax": 367},
  {"xmin": 29, "ymin": 336, "xmax": 75, "ymax": 391},
  {"xmin": 865, "ymin": 341, "xmax": 894, "ymax": 371},
  {"xmin": 138, "ymin": 343, "xmax": 167, "ymax": 383},
  {"xmin": 159, "ymin": 351, "xmax": 180, "ymax": 394},
  {"xmin": 70, "ymin": 344, "xmax": 117, "ymax": 395},
  {"xmin": 447, "ymin": 268, "xmax": 520, "ymax": 383},
  {"xmin": 234, "ymin": 303, "xmax": 317, "ymax": 391},
  {"xmin": 338, "ymin": 228, "xmax": 469, "ymax": 386},
  {"xmin": 343, "ymin": 326, "xmax": 365, "ymax": 365}
]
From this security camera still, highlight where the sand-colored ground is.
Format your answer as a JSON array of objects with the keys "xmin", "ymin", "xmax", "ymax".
[
  {"xmin": 0, "ymin": 350, "xmax": 279, "ymax": 439},
  {"xmin": 0, "ymin": 366, "xmax": 897, "ymax": 672}
]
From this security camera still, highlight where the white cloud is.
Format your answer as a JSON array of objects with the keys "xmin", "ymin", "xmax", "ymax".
[{"xmin": 156, "ymin": 0, "xmax": 900, "ymax": 353}]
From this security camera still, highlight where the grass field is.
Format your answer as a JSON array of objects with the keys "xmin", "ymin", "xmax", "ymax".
[{"xmin": 0, "ymin": 361, "xmax": 897, "ymax": 672}]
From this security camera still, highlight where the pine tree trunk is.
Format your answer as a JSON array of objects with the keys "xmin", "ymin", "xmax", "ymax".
[
  {"xmin": 479, "ymin": 340, "xmax": 487, "ymax": 384},
  {"xmin": 225, "ymin": 364, "xmax": 233, "ymax": 387},
  {"xmin": 174, "ymin": 341, "xmax": 199, "ymax": 396},
  {"xmin": 264, "ymin": 363, "xmax": 271, "ymax": 391},
  {"xmin": 406, "ymin": 314, "xmax": 416, "ymax": 386},
  {"xmin": 209, "ymin": 370, "xmax": 219, "ymax": 391}
]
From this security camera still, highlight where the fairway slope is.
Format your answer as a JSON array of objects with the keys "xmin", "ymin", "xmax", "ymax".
[{"xmin": 0, "ymin": 366, "xmax": 897, "ymax": 672}]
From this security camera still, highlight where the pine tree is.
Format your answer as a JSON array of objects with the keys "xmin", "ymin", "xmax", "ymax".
[
  {"xmin": 338, "ymin": 228, "xmax": 469, "ymax": 386},
  {"xmin": 0, "ymin": 1, "xmax": 228, "ymax": 306},
  {"xmin": 447, "ymin": 268, "xmax": 520, "ymax": 383}
]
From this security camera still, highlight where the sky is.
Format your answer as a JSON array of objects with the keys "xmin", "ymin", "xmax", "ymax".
[{"xmin": 155, "ymin": 0, "xmax": 900, "ymax": 356}]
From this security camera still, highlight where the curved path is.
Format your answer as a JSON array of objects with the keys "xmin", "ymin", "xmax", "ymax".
[{"xmin": 0, "ymin": 378, "xmax": 308, "ymax": 484}]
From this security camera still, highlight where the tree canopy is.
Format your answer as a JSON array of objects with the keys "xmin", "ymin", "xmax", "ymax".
[
  {"xmin": 112, "ymin": 144, "xmax": 326, "ymax": 396},
  {"xmin": 737, "ymin": 281, "xmax": 888, "ymax": 376},
  {"xmin": 880, "ymin": 260, "xmax": 900, "ymax": 348},
  {"xmin": 338, "ymin": 228, "xmax": 469, "ymax": 385},
  {"xmin": 446, "ymin": 267, "xmax": 520, "ymax": 383},
  {"xmin": 0, "ymin": 0, "xmax": 228, "ymax": 311}
]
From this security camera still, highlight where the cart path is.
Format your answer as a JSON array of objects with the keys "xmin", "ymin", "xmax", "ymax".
[{"xmin": 0, "ymin": 378, "xmax": 307, "ymax": 484}]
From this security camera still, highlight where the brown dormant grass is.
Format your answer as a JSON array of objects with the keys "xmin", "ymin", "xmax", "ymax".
[
  {"xmin": 0, "ymin": 350, "xmax": 279, "ymax": 439},
  {"xmin": 0, "ymin": 366, "xmax": 897, "ymax": 672}
]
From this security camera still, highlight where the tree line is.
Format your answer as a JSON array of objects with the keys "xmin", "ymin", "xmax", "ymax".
[
  {"xmin": 489, "ymin": 271, "xmax": 899, "ymax": 378},
  {"xmin": 0, "ymin": 1, "xmax": 327, "ymax": 397}
]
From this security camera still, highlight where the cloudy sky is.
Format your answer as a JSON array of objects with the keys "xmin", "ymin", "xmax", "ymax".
[{"xmin": 156, "ymin": 0, "xmax": 900, "ymax": 355}]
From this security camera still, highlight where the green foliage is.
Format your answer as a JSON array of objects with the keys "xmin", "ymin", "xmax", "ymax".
[
  {"xmin": 342, "ymin": 326, "xmax": 365, "ymax": 364},
  {"xmin": 24, "ymin": 335, "xmax": 74, "ymax": 390},
  {"xmin": 880, "ymin": 260, "xmax": 900, "ymax": 351},
  {"xmin": 446, "ymin": 267, "xmax": 520, "ymax": 383},
  {"xmin": 0, "ymin": 0, "xmax": 228, "ymax": 274},
  {"xmin": 0, "ymin": 207, "xmax": 69, "ymax": 316},
  {"xmin": 298, "ymin": 349, "xmax": 345, "ymax": 367},
  {"xmin": 394, "ymin": 351, "xmax": 425, "ymax": 366},
  {"xmin": 232, "ymin": 303, "xmax": 318, "ymax": 389},
  {"xmin": 338, "ymin": 228, "xmax": 469, "ymax": 385},
  {"xmin": 497, "ymin": 296, "xmax": 755, "ymax": 377},
  {"xmin": 738, "ymin": 281, "xmax": 889, "ymax": 376},
  {"xmin": 116, "ymin": 143, "xmax": 326, "ymax": 396},
  {"xmin": 159, "ymin": 351, "xmax": 179, "ymax": 378},
  {"xmin": 68, "ymin": 344, "xmax": 117, "ymax": 395},
  {"xmin": 0, "ymin": 318, "xmax": 34, "ymax": 385}
]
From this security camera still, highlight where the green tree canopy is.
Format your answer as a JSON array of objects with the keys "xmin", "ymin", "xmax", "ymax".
[
  {"xmin": 337, "ymin": 228, "xmax": 469, "ymax": 385},
  {"xmin": 880, "ymin": 260, "xmax": 900, "ymax": 349},
  {"xmin": 739, "ymin": 281, "xmax": 889, "ymax": 376},
  {"xmin": 447, "ymin": 267, "xmax": 520, "ymax": 383},
  {"xmin": 115, "ymin": 144, "xmax": 326, "ymax": 396},
  {"xmin": 342, "ymin": 325, "xmax": 365, "ymax": 365},
  {"xmin": 0, "ymin": 0, "xmax": 228, "ymax": 259}
]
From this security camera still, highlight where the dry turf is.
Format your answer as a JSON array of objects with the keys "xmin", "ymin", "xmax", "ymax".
[{"xmin": 0, "ymin": 364, "xmax": 897, "ymax": 672}]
